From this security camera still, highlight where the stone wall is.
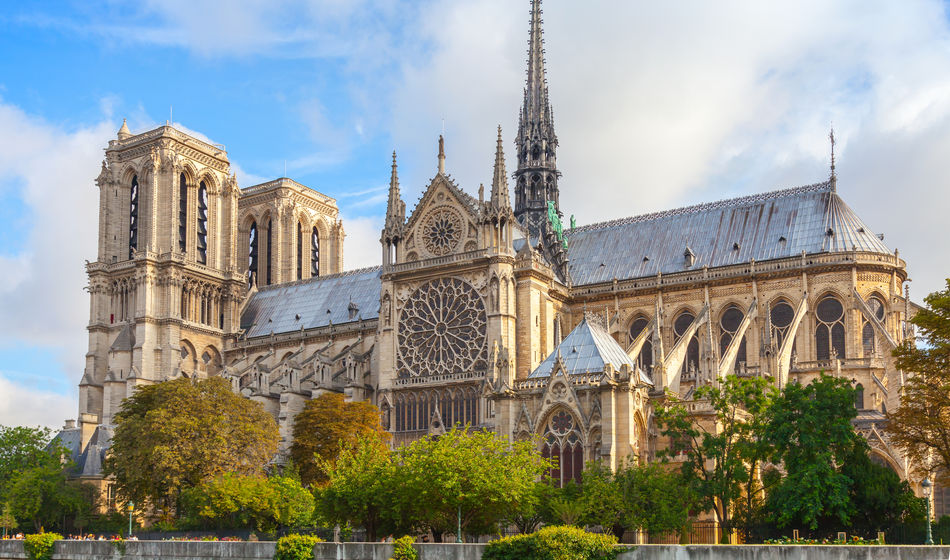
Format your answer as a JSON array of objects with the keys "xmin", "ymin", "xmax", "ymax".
[{"xmin": 1, "ymin": 541, "xmax": 948, "ymax": 560}]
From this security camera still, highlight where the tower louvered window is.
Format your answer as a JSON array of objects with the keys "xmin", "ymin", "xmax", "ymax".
[
  {"xmin": 247, "ymin": 221, "xmax": 258, "ymax": 288},
  {"xmin": 128, "ymin": 175, "xmax": 138, "ymax": 259},
  {"xmin": 674, "ymin": 310, "xmax": 700, "ymax": 376},
  {"xmin": 628, "ymin": 316, "xmax": 653, "ymax": 377},
  {"xmin": 311, "ymin": 227, "xmax": 320, "ymax": 277},
  {"xmin": 719, "ymin": 305, "xmax": 747, "ymax": 372},
  {"xmin": 296, "ymin": 222, "xmax": 303, "ymax": 280},
  {"xmin": 196, "ymin": 182, "xmax": 208, "ymax": 264},
  {"xmin": 816, "ymin": 296, "xmax": 846, "ymax": 361},
  {"xmin": 265, "ymin": 219, "xmax": 273, "ymax": 285},
  {"xmin": 178, "ymin": 173, "xmax": 187, "ymax": 253}
]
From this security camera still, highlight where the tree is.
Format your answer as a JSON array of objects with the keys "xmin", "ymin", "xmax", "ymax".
[
  {"xmin": 317, "ymin": 436, "xmax": 397, "ymax": 541},
  {"xmin": 0, "ymin": 502, "xmax": 16, "ymax": 538},
  {"xmin": 0, "ymin": 426, "xmax": 62, "ymax": 497},
  {"xmin": 289, "ymin": 393, "xmax": 390, "ymax": 486},
  {"xmin": 181, "ymin": 473, "xmax": 314, "ymax": 532},
  {"xmin": 655, "ymin": 374, "xmax": 774, "ymax": 540},
  {"xmin": 6, "ymin": 464, "xmax": 96, "ymax": 532},
  {"xmin": 393, "ymin": 427, "xmax": 550, "ymax": 541},
  {"xmin": 104, "ymin": 377, "xmax": 279, "ymax": 517},
  {"xmin": 886, "ymin": 279, "xmax": 950, "ymax": 484},
  {"xmin": 842, "ymin": 444, "xmax": 925, "ymax": 535},
  {"xmin": 764, "ymin": 374, "xmax": 862, "ymax": 532}
]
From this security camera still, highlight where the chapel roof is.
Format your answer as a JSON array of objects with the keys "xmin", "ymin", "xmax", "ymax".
[
  {"xmin": 565, "ymin": 181, "xmax": 891, "ymax": 286},
  {"xmin": 241, "ymin": 266, "xmax": 381, "ymax": 338},
  {"xmin": 529, "ymin": 317, "xmax": 652, "ymax": 384}
]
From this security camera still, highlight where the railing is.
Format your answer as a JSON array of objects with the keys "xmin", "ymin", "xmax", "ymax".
[
  {"xmin": 394, "ymin": 370, "xmax": 487, "ymax": 386},
  {"xmin": 109, "ymin": 125, "xmax": 228, "ymax": 158},
  {"xmin": 386, "ymin": 249, "xmax": 489, "ymax": 274}
]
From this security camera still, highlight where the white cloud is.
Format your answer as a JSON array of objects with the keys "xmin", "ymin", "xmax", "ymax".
[
  {"xmin": 339, "ymin": 214, "xmax": 384, "ymax": 270},
  {"xmin": 0, "ymin": 372, "xmax": 76, "ymax": 429}
]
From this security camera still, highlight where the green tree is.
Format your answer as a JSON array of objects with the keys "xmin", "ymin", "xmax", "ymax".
[
  {"xmin": 842, "ymin": 443, "xmax": 925, "ymax": 535},
  {"xmin": 289, "ymin": 393, "xmax": 391, "ymax": 486},
  {"xmin": 580, "ymin": 461, "xmax": 626, "ymax": 537},
  {"xmin": 764, "ymin": 374, "xmax": 862, "ymax": 532},
  {"xmin": 181, "ymin": 473, "xmax": 314, "ymax": 532},
  {"xmin": 0, "ymin": 502, "xmax": 16, "ymax": 538},
  {"xmin": 885, "ymin": 279, "xmax": 950, "ymax": 484},
  {"xmin": 655, "ymin": 374, "xmax": 774, "ymax": 540},
  {"xmin": 317, "ymin": 436, "xmax": 397, "ymax": 541},
  {"xmin": 394, "ymin": 427, "xmax": 550, "ymax": 541},
  {"xmin": 0, "ymin": 426, "xmax": 62, "ymax": 497},
  {"xmin": 104, "ymin": 377, "xmax": 279, "ymax": 518},
  {"xmin": 502, "ymin": 481, "xmax": 556, "ymax": 534},
  {"xmin": 6, "ymin": 464, "xmax": 96, "ymax": 532}
]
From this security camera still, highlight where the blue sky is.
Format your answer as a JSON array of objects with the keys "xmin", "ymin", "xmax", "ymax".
[{"xmin": 2, "ymin": 0, "xmax": 950, "ymax": 427}]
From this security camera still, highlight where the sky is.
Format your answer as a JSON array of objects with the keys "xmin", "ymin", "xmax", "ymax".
[{"xmin": 1, "ymin": 0, "xmax": 949, "ymax": 429}]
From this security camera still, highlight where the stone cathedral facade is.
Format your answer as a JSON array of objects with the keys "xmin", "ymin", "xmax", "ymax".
[{"xmin": 62, "ymin": 0, "xmax": 918, "ymax": 502}]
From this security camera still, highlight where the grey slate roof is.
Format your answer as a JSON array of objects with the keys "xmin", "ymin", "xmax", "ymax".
[
  {"xmin": 565, "ymin": 181, "xmax": 891, "ymax": 286},
  {"xmin": 530, "ymin": 318, "xmax": 651, "ymax": 384},
  {"xmin": 241, "ymin": 266, "xmax": 381, "ymax": 338}
]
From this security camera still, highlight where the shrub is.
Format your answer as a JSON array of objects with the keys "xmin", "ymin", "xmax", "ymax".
[
  {"xmin": 23, "ymin": 533, "xmax": 63, "ymax": 560},
  {"xmin": 274, "ymin": 534, "xmax": 323, "ymax": 560},
  {"xmin": 390, "ymin": 535, "xmax": 418, "ymax": 560},
  {"xmin": 484, "ymin": 526, "xmax": 618, "ymax": 560}
]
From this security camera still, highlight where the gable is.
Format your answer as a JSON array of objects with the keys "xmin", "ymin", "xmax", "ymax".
[{"xmin": 403, "ymin": 175, "xmax": 480, "ymax": 261}]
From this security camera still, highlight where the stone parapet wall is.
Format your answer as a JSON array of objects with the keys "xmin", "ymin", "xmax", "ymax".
[{"xmin": 1, "ymin": 541, "xmax": 948, "ymax": 560}]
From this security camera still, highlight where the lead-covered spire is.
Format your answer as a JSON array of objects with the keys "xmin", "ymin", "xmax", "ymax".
[{"xmin": 514, "ymin": 0, "xmax": 561, "ymax": 240}]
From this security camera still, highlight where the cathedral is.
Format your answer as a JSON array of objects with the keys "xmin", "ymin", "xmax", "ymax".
[{"xmin": 60, "ymin": 0, "xmax": 918, "ymax": 506}]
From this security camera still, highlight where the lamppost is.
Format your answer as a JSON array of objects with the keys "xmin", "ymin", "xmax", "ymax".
[
  {"xmin": 922, "ymin": 477, "xmax": 933, "ymax": 545},
  {"xmin": 127, "ymin": 501, "xmax": 134, "ymax": 539},
  {"xmin": 456, "ymin": 504, "xmax": 462, "ymax": 544}
]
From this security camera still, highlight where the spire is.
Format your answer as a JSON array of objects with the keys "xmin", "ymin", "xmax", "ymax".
[
  {"xmin": 438, "ymin": 135, "xmax": 446, "ymax": 175},
  {"xmin": 491, "ymin": 125, "xmax": 510, "ymax": 207},
  {"xmin": 513, "ymin": 0, "xmax": 561, "ymax": 239},
  {"xmin": 385, "ymin": 151, "xmax": 405, "ymax": 230},
  {"xmin": 829, "ymin": 126, "xmax": 837, "ymax": 192},
  {"xmin": 117, "ymin": 118, "xmax": 131, "ymax": 140}
]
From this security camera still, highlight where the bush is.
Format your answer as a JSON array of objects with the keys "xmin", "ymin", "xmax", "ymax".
[
  {"xmin": 274, "ymin": 534, "xmax": 323, "ymax": 560},
  {"xmin": 390, "ymin": 535, "xmax": 418, "ymax": 560},
  {"xmin": 484, "ymin": 526, "xmax": 618, "ymax": 560},
  {"xmin": 23, "ymin": 533, "xmax": 63, "ymax": 560}
]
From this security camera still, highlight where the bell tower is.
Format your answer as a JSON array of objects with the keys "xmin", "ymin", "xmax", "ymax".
[{"xmin": 79, "ymin": 121, "xmax": 245, "ymax": 446}]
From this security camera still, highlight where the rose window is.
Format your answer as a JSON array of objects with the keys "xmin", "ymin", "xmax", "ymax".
[
  {"xmin": 422, "ymin": 208, "xmax": 463, "ymax": 256},
  {"xmin": 397, "ymin": 277, "xmax": 487, "ymax": 378},
  {"xmin": 550, "ymin": 410, "xmax": 574, "ymax": 435}
]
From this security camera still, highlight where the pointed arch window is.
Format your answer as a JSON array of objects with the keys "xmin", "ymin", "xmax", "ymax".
[
  {"xmin": 770, "ymin": 300, "xmax": 795, "ymax": 349},
  {"xmin": 541, "ymin": 410, "xmax": 583, "ymax": 487},
  {"xmin": 674, "ymin": 310, "xmax": 700, "ymax": 376},
  {"xmin": 719, "ymin": 305, "xmax": 747, "ymax": 372},
  {"xmin": 247, "ymin": 221, "xmax": 258, "ymax": 288},
  {"xmin": 196, "ymin": 181, "xmax": 208, "ymax": 264},
  {"xmin": 854, "ymin": 383, "xmax": 865, "ymax": 410},
  {"xmin": 311, "ymin": 227, "xmax": 320, "ymax": 277},
  {"xmin": 265, "ymin": 219, "xmax": 273, "ymax": 285},
  {"xmin": 816, "ymin": 296, "xmax": 846, "ymax": 361},
  {"xmin": 128, "ymin": 175, "xmax": 138, "ymax": 259},
  {"xmin": 296, "ymin": 222, "xmax": 303, "ymax": 280},
  {"xmin": 178, "ymin": 173, "xmax": 188, "ymax": 253},
  {"xmin": 862, "ymin": 296, "xmax": 885, "ymax": 357},
  {"xmin": 628, "ymin": 316, "xmax": 653, "ymax": 377}
]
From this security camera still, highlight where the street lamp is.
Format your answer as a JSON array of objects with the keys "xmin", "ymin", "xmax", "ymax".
[
  {"xmin": 922, "ymin": 478, "xmax": 933, "ymax": 545},
  {"xmin": 127, "ymin": 501, "xmax": 134, "ymax": 539}
]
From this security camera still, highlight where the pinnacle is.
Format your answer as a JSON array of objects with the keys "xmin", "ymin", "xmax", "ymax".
[{"xmin": 117, "ymin": 118, "xmax": 131, "ymax": 140}]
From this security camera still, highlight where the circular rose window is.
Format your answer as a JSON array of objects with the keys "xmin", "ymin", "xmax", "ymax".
[{"xmin": 422, "ymin": 207, "xmax": 463, "ymax": 256}]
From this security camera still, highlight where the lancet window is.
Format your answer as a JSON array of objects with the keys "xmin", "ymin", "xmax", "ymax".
[
  {"xmin": 816, "ymin": 295, "xmax": 846, "ymax": 361},
  {"xmin": 862, "ymin": 296, "xmax": 885, "ymax": 357},
  {"xmin": 719, "ymin": 305, "xmax": 747, "ymax": 371},
  {"xmin": 296, "ymin": 222, "xmax": 303, "ymax": 280},
  {"xmin": 854, "ymin": 383, "xmax": 865, "ymax": 410},
  {"xmin": 673, "ymin": 310, "xmax": 700, "ymax": 375},
  {"xmin": 247, "ymin": 221, "xmax": 258, "ymax": 288},
  {"xmin": 128, "ymin": 175, "xmax": 138, "ymax": 260},
  {"xmin": 628, "ymin": 316, "xmax": 653, "ymax": 376},
  {"xmin": 540, "ymin": 410, "xmax": 583, "ymax": 487},
  {"xmin": 393, "ymin": 387, "xmax": 479, "ymax": 432},
  {"xmin": 178, "ymin": 173, "xmax": 187, "ymax": 253},
  {"xmin": 770, "ymin": 300, "xmax": 795, "ymax": 349},
  {"xmin": 311, "ymin": 227, "xmax": 320, "ymax": 277},
  {"xmin": 265, "ymin": 219, "xmax": 273, "ymax": 285},
  {"xmin": 196, "ymin": 181, "xmax": 208, "ymax": 264}
]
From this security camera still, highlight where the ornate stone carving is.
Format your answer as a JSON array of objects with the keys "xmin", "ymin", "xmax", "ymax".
[
  {"xmin": 396, "ymin": 277, "xmax": 487, "ymax": 378},
  {"xmin": 421, "ymin": 207, "xmax": 463, "ymax": 256}
]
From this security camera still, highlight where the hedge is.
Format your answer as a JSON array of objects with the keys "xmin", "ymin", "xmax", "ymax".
[{"xmin": 484, "ymin": 526, "xmax": 618, "ymax": 560}]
